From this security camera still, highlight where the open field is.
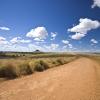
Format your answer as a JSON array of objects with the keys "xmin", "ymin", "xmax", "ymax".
[
  {"xmin": 0, "ymin": 52, "xmax": 100, "ymax": 100},
  {"xmin": 0, "ymin": 52, "xmax": 100, "ymax": 81},
  {"xmin": 0, "ymin": 56, "xmax": 100, "ymax": 100},
  {"xmin": 0, "ymin": 52, "xmax": 79, "ymax": 80}
]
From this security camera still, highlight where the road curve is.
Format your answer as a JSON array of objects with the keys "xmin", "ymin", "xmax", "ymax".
[{"xmin": 0, "ymin": 57, "xmax": 100, "ymax": 100}]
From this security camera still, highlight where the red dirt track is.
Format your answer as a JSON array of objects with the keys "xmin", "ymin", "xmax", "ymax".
[{"xmin": 0, "ymin": 57, "xmax": 100, "ymax": 100}]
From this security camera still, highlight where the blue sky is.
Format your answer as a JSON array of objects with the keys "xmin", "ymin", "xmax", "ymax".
[{"xmin": 0, "ymin": 0, "xmax": 100, "ymax": 52}]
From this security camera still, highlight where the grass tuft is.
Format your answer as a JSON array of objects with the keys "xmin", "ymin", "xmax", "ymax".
[
  {"xmin": 34, "ymin": 60, "xmax": 49, "ymax": 72},
  {"xmin": 0, "ymin": 64, "xmax": 18, "ymax": 79},
  {"xmin": 0, "ymin": 54, "xmax": 78, "ymax": 80}
]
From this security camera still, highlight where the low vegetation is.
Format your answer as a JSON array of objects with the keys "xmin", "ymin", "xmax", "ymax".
[
  {"xmin": 0, "ymin": 52, "xmax": 100, "ymax": 81},
  {"xmin": 0, "ymin": 53, "xmax": 78, "ymax": 80},
  {"xmin": 77, "ymin": 53, "xmax": 100, "ymax": 65}
]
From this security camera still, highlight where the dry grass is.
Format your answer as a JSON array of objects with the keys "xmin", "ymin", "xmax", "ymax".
[
  {"xmin": 78, "ymin": 54, "xmax": 100, "ymax": 65},
  {"xmin": 0, "ymin": 54, "xmax": 78, "ymax": 80},
  {"xmin": 0, "ymin": 60, "xmax": 32, "ymax": 79}
]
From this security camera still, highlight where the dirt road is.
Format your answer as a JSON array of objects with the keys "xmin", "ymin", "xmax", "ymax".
[{"xmin": 0, "ymin": 57, "xmax": 100, "ymax": 100}]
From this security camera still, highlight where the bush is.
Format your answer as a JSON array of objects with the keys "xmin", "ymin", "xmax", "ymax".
[
  {"xmin": 0, "ymin": 56, "xmax": 77, "ymax": 80},
  {"xmin": 19, "ymin": 63, "xmax": 33, "ymax": 75},
  {"xmin": 0, "ymin": 62, "xmax": 33, "ymax": 79},
  {"xmin": 52, "ymin": 61, "xmax": 56, "ymax": 64},
  {"xmin": 56, "ymin": 59, "xmax": 64, "ymax": 65},
  {"xmin": 0, "ymin": 64, "xmax": 18, "ymax": 79},
  {"xmin": 34, "ymin": 60, "xmax": 49, "ymax": 72}
]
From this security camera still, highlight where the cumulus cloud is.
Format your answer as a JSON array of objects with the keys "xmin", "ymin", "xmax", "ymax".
[
  {"xmin": 62, "ymin": 40, "xmax": 73, "ymax": 49},
  {"xmin": 62, "ymin": 44, "xmax": 74, "ymax": 52},
  {"xmin": 91, "ymin": 39, "xmax": 98, "ymax": 44},
  {"xmin": 44, "ymin": 44, "xmax": 59, "ymax": 51},
  {"xmin": 62, "ymin": 40, "xmax": 69, "ymax": 44},
  {"xmin": 63, "ymin": 43, "xmax": 73, "ymax": 49},
  {"xmin": 0, "ymin": 35, "xmax": 60, "ymax": 52},
  {"xmin": 50, "ymin": 44, "xmax": 59, "ymax": 50},
  {"xmin": 68, "ymin": 18, "xmax": 100, "ymax": 40},
  {"xmin": 91, "ymin": 0, "xmax": 100, "ymax": 8},
  {"xmin": 62, "ymin": 45, "xmax": 68, "ymax": 49},
  {"xmin": 10, "ymin": 37, "xmax": 21, "ymax": 44},
  {"xmin": 0, "ymin": 45, "xmax": 30, "ymax": 52},
  {"xmin": 28, "ymin": 44, "xmax": 45, "ymax": 51},
  {"xmin": 68, "ymin": 44, "xmax": 73, "ymax": 48},
  {"xmin": 0, "ymin": 40, "xmax": 8, "ymax": 45},
  {"xmin": 26, "ymin": 27, "xmax": 48, "ymax": 41},
  {"xmin": 0, "ymin": 36, "xmax": 6, "ymax": 41},
  {"xmin": 28, "ymin": 43, "xmax": 59, "ymax": 52},
  {"xmin": 0, "ymin": 27, "xmax": 10, "ymax": 31},
  {"xmin": 10, "ymin": 37, "xmax": 31, "ymax": 44},
  {"xmin": 19, "ymin": 39, "xmax": 31, "ymax": 43},
  {"xmin": 0, "ymin": 37, "xmax": 31, "ymax": 51},
  {"xmin": 0, "ymin": 36, "xmax": 8, "ymax": 45},
  {"xmin": 34, "ymin": 38, "xmax": 44, "ymax": 42},
  {"xmin": 51, "ymin": 32, "xmax": 57, "ymax": 40},
  {"xmin": 71, "ymin": 33, "xmax": 85, "ymax": 40}
]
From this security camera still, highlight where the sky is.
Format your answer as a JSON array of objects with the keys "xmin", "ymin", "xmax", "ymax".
[{"xmin": 0, "ymin": 0, "xmax": 100, "ymax": 52}]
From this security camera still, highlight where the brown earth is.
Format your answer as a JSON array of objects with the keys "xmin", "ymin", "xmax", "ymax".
[{"xmin": 0, "ymin": 57, "xmax": 100, "ymax": 100}]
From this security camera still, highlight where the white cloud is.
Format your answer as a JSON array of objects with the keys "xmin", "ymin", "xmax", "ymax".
[
  {"xmin": 0, "ymin": 41, "xmax": 8, "ymax": 45},
  {"xmin": 0, "ymin": 36, "xmax": 8, "ymax": 45},
  {"xmin": 62, "ymin": 44, "xmax": 74, "ymax": 52},
  {"xmin": 50, "ymin": 44, "xmax": 59, "ymax": 50},
  {"xmin": 91, "ymin": 39, "xmax": 98, "ymax": 44},
  {"xmin": 10, "ymin": 37, "xmax": 31, "ymax": 44},
  {"xmin": 62, "ymin": 40, "xmax": 69, "ymax": 44},
  {"xmin": 68, "ymin": 18, "xmax": 100, "ymax": 40},
  {"xmin": 0, "ymin": 36, "xmax": 6, "ymax": 41},
  {"xmin": 71, "ymin": 33, "xmax": 85, "ymax": 40},
  {"xmin": 28, "ymin": 43, "xmax": 59, "ymax": 52},
  {"xmin": 62, "ymin": 45, "xmax": 68, "ymax": 49},
  {"xmin": 19, "ymin": 39, "xmax": 31, "ymax": 43},
  {"xmin": 0, "ymin": 36, "xmax": 60, "ymax": 52},
  {"xmin": 1, "ymin": 45, "xmax": 30, "ymax": 52},
  {"xmin": 62, "ymin": 40, "xmax": 73, "ymax": 48},
  {"xmin": 26, "ymin": 27, "xmax": 48, "ymax": 41},
  {"xmin": 0, "ymin": 27, "xmax": 10, "ymax": 31},
  {"xmin": 51, "ymin": 32, "xmax": 57, "ymax": 40},
  {"xmin": 28, "ymin": 44, "xmax": 45, "ymax": 51},
  {"xmin": 44, "ymin": 44, "xmax": 59, "ymax": 51},
  {"xmin": 10, "ymin": 37, "xmax": 21, "ymax": 44},
  {"xmin": 91, "ymin": 0, "xmax": 100, "ymax": 8},
  {"xmin": 68, "ymin": 44, "xmax": 73, "ymax": 48},
  {"xmin": 34, "ymin": 38, "xmax": 44, "ymax": 41}
]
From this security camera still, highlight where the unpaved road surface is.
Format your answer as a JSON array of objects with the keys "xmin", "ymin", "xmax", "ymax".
[{"xmin": 0, "ymin": 57, "xmax": 100, "ymax": 100}]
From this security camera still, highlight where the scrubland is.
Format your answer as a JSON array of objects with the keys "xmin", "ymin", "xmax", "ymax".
[
  {"xmin": 0, "ymin": 52, "xmax": 78, "ymax": 80},
  {"xmin": 0, "ymin": 52, "xmax": 100, "ymax": 100},
  {"xmin": 0, "ymin": 52, "xmax": 100, "ymax": 82}
]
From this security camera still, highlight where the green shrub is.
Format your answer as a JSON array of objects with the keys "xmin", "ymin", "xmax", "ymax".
[
  {"xmin": 40, "ymin": 60, "xmax": 49, "ymax": 69},
  {"xmin": 19, "ymin": 63, "xmax": 33, "ymax": 75},
  {"xmin": 34, "ymin": 60, "xmax": 49, "ymax": 72},
  {"xmin": 0, "ymin": 62, "xmax": 33, "ymax": 79},
  {"xmin": 56, "ymin": 59, "xmax": 64, "ymax": 65},
  {"xmin": 0, "ymin": 55, "xmax": 77, "ymax": 80},
  {"xmin": 0, "ymin": 64, "xmax": 18, "ymax": 79},
  {"xmin": 52, "ymin": 61, "xmax": 56, "ymax": 64}
]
